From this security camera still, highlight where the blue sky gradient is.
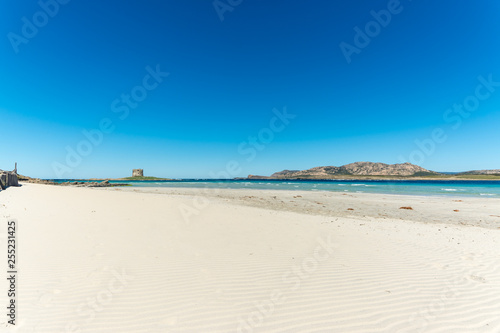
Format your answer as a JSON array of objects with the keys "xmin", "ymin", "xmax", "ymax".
[{"xmin": 1, "ymin": 0, "xmax": 500, "ymax": 178}]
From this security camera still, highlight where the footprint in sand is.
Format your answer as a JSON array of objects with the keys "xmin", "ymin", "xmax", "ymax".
[
  {"xmin": 37, "ymin": 287, "xmax": 62, "ymax": 307},
  {"xmin": 431, "ymin": 263, "xmax": 449, "ymax": 270},
  {"xmin": 145, "ymin": 317, "xmax": 178, "ymax": 332},
  {"xmin": 469, "ymin": 274, "xmax": 487, "ymax": 283},
  {"xmin": 461, "ymin": 253, "xmax": 475, "ymax": 261}
]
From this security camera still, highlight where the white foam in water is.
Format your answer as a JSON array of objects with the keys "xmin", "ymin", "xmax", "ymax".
[{"xmin": 134, "ymin": 180, "xmax": 499, "ymax": 197}]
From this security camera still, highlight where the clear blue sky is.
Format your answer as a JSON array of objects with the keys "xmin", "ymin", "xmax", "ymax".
[{"xmin": 1, "ymin": 0, "xmax": 500, "ymax": 178}]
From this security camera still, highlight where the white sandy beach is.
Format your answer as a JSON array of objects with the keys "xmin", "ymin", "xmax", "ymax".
[{"xmin": 1, "ymin": 183, "xmax": 500, "ymax": 332}]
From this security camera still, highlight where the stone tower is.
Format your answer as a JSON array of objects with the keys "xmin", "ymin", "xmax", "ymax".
[{"xmin": 132, "ymin": 169, "xmax": 143, "ymax": 177}]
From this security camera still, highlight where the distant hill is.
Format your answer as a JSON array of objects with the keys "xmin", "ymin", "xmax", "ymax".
[
  {"xmin": 458, "ymin": 169, "xmax": 500, "ymax": 175},
  {"xmin": 248, "ymin": 162, "xmax": 438, "ymax": 179}
]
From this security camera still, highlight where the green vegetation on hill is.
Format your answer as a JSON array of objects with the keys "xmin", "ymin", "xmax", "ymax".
[
  {"xmin": 411, "ymin": 171, "xmax": 438, "ymax": 177},
  {"xmin": 454, "ymin": 174, "xmax": 500, "ymax": 180},
  {"xmin": 409, "ymin": 174, "xmax": 500, "ymax": 180}
]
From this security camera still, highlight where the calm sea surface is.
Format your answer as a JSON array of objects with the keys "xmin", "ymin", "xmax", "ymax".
[{"xmin": 49, "ymin": 179, "xmax": 500, "ymax": 198}]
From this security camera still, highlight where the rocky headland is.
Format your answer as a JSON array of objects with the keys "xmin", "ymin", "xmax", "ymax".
[{"xmin": 247, "ymin": 162, "xmax": 438, "ymax": 180}]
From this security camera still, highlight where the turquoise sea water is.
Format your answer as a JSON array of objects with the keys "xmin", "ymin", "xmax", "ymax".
[{"xmin": 49, "ymin": 179, "xmax": 500, "ymax": 198}]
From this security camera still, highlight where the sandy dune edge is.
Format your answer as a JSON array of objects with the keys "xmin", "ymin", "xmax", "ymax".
[
  {"xmin": 109, "ymin": 186, "xmax": 500, "ymax": 229},
  {"xmin": 0, "ymin": 183, "xmax": 499, "ymax": 332}
]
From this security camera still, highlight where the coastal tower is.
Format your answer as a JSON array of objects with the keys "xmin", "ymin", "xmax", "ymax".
[{"xmin": 132, "ymin": 169, "xmax": 144, "ymax": 177}]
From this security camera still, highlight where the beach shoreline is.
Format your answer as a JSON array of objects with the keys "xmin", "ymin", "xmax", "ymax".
[
  {"xmin": 101, "ymin": 185, "xmax": 500, "ymax": 230},
  {"xmin": 1, "ymin": 183, "xmax": 500, "ymax": 332}
]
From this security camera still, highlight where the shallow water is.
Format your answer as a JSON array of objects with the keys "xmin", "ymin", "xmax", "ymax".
[{"xmin": 49, "ymin": 179, "xmax": 500, "ymax": 198}]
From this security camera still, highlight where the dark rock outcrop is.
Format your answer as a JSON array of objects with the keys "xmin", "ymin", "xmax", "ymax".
[
  {"xmin": 59, "ymin": 180, "xmax": 127, "ymax": 187},
  {"xmin": 19, "ymin": 176, "xmax": 126, "ymax": 188}
]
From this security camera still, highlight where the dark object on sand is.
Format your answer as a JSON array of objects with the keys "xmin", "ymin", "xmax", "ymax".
[{"xmin": 0, "ymin": 163, "xmax": 19, "ymax": 190}]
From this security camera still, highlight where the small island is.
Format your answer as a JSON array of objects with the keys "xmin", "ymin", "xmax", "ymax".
[{"xmin": 113, "ymin": 169, "xmax": 173, "ymax": 181}]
